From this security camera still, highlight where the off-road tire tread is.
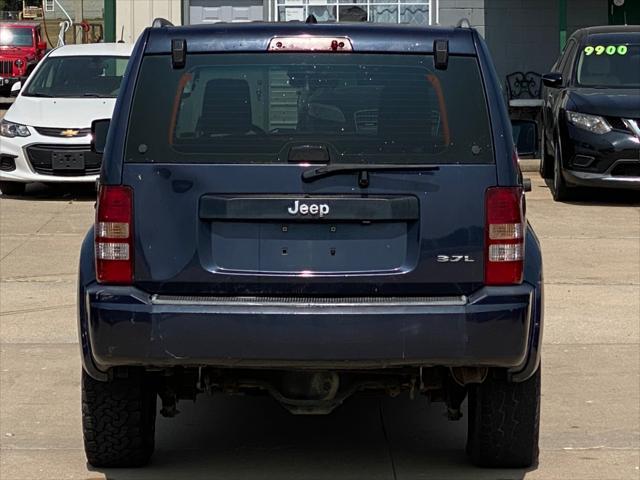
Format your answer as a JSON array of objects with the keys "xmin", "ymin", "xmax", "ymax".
[
  {"xmin": 467, "ymin": 367, "xmax": 540, "ymax": 468},
  {"xmin": 82, "ymin": 370, "xmax": 156, "ymax": 467}
]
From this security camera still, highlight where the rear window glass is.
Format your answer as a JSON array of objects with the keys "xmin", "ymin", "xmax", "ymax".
[{"xmin": 125, "ymin": 53, "xmax": 493, "ymax": 164}]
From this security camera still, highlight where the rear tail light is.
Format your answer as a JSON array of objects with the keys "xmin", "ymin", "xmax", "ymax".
[
  {"xmin": 95, "ymin": 185, "xmax": 133, "ymax": 284},
  {"xmin": 485, "ymin": 187, "xmax": 525, "ymax": 285}
]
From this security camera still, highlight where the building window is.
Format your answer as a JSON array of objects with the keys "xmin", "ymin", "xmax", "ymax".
[{"xmin": 274, "ymin": 0, "xmax": 433, "ymax": 25}]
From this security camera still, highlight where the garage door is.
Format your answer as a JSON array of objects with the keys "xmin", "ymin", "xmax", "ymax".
[{"xmin": 189, "ymin": 0, "xmax": 264, "ymax": 23}]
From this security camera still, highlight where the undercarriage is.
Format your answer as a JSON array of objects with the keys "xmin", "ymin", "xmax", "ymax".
[{"xmin": 144, "ymin": 366, "xmax": 489, "ymax": 416}]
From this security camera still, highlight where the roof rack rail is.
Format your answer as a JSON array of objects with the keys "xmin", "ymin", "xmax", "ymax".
[
  {"xmin": 152, "ymin": 18, "xmax": 174, "ymax": 28},
  {"xmin": 456, "ymin": 18, "xmax": 471, "ymax": 28}
]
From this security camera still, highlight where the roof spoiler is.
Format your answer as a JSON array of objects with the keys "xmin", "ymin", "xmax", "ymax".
[
  {"xmin": 456, "ymin": 18, "xmax": 471, "ymax": 28},
  {"xmin": 151, "ymin": 18, "xmax": 174, "ymax": 28}
]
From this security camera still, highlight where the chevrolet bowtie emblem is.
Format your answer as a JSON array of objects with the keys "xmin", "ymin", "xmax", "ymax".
[{"xmin": 60, "ymin": 129, "xmax": 79, "ymax": 137}]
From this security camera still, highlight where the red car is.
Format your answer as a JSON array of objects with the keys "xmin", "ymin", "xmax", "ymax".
[{"xmin": 0, "ymin": 21, "xmax": 47, "ymax": 96}]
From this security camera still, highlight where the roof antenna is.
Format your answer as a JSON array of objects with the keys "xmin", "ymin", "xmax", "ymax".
[
  {"xmin": 305, "ymin": 14, "xmax": 318, "ymax": 24},
  {"xmin": 117, "ymin": 25, "xmax": 125, "ymax": 43}
]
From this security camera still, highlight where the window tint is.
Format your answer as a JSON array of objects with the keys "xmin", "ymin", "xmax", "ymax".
[
  {"xmin": 0, "ymin": 27, "xmax": 32, "ymax": 47},
  {"xmin": 126, "ymin": 53, "xmax": 494, "ymax": 165},
  {"xmin": 23, "ymin": 55, "xmax": 129, "ymax": 98}
]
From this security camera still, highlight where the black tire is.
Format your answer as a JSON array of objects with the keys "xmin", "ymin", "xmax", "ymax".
[
  {"xmin": 82, "ymin": 369, "xmax": 157, "ymax": 468},
  {"xmin": 539, "ymin": 130, "xmax": 553, "ymax": 179},
  {"xmin": 467, "ymin": 366, "xmax": 541, "ymax": 468},
  {"xmin": 551, "ymin": 142, "xmax": 571, "ymax": 201},
  {"xmin": 0, "ymin": 181, "xmax": 26, "ymax": 196}
]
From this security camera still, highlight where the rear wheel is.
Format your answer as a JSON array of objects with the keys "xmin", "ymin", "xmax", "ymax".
[
  {"xmin": 466, "ymin": 367, "xmax": 541, "ymax": 468},
  {"xmin": 0, "ymin": 181, "xmax": 25, "ymax": 196},
  {"xmin": 82, "ymin": 369, "xmax": 157, "ymax": 467}
]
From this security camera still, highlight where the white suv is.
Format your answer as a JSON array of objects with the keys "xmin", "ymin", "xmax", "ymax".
[{"xmin": 0, "ymin": 42, "xmax": 132, "ymax": 195}]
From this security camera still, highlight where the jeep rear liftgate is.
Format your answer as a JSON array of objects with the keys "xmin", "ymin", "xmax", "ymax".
[
  {"xmin": 120, "ymin": 52, "xmax": 498, "ymax": 295},
  {"xmin": 123, "ymin": 163, "xmax": 495, "ymax": 295}
]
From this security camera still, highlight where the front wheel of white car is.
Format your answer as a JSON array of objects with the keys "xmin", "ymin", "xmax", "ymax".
[{"xmin": 0, "ymin": 181, "xmax": 26, "ymax": 196}]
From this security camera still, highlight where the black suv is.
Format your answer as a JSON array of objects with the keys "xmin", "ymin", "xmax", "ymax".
[
  {"xmin": 541, "ymin": 25, "xmax": 640, "ymax": 200},
  {"xmin": 79, "ymin": 21, "xmax": 544, "ymax": 469}
]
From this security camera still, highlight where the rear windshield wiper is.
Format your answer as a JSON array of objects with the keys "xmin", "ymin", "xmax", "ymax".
[{"xmin": 302, "ymin": 163, "xmax": 440, "ymax": 183}]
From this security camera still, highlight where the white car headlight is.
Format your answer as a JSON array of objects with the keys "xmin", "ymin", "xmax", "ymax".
[
  {"xmin": 566, "ymin": 111, "xmax": 611, "ymax": 135},
  {"xmin": 0, "ymin": 119, "xmax": 31, "ymax": 138}
]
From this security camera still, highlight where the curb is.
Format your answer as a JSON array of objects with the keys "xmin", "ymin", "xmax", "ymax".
[{"xmin": 519, "ymin": 159, "xmax": 540, "ymax": 173}]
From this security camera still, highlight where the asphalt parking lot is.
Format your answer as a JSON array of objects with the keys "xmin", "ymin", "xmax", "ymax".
[{"xmin": 0, "ymin": 101, "xmax": 639, "ymax": 479}]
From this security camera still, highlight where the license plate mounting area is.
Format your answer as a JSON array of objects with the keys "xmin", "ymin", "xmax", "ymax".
[{"xmin": 51, "ymin": 151, "xmax": 85, "ymax": 170}]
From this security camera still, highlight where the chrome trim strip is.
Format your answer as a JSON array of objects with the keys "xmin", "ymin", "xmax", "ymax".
[{"xmin": 151, "ymin": 295, "xmax": 468, "ymax": 307}]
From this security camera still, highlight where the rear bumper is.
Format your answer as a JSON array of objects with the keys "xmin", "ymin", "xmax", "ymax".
[{"xmin": 82, "ymin": 283, "xmax": 538, "ymax": 376}]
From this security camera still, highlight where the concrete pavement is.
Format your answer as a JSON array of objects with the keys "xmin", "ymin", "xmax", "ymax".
[{"xmin": 0, "ymin": 173, "xmax": 639, "ymax": 479}]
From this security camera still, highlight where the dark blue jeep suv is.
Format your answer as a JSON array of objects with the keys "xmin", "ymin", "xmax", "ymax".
[{"xmin": 79, "ymin": 21, "xmax": 543, "ymax": 469}]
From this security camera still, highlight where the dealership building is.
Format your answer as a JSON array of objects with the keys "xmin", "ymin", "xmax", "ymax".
[{"xmin": 42, "ymin": 0, "xmax": 640, "ymax": 81}]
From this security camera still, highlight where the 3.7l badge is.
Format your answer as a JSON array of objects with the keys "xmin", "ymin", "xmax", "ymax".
[{"xmin": 437, "ymin": 255, "xmax": 475, "ymax": 263}]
